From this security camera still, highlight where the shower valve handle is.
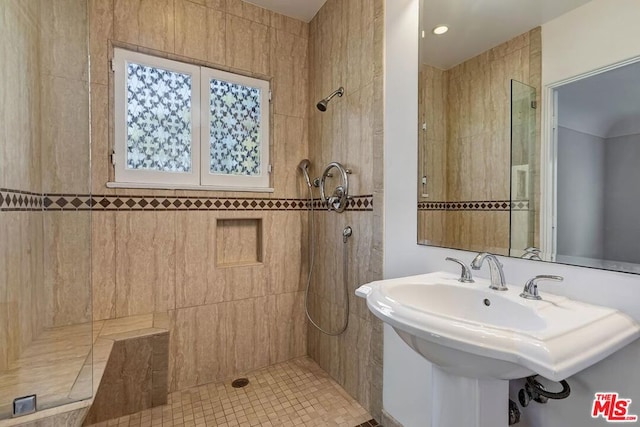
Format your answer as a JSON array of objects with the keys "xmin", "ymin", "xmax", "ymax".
[{"xmin": 343, "ymin": 226, "xmax": 353, "ymax": 243}]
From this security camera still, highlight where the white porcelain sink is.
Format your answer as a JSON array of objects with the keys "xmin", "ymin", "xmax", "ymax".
[{"xmin": 357, "ymin": 272, "xmax": 640, "ymax": 381}]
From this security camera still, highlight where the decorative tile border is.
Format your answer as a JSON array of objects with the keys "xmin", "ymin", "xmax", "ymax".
[
  {"xmin": 418, "ymin": 200, "xmax": 530, "ymax": 212},
  {"xmin": 1, "ymin": 188, "xmax": 374, "ymax": 212},
  {"xmin": 0, "ymin": 188, "xmax": 43, "ymax": 211},
  {"xmin": 354, "ymin": 420, "xmax": 380, "ymax": 427}
]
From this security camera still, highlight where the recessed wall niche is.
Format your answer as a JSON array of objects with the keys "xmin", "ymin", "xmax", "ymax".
[{"xmin": 216, "ymin": 218, "xmax": 263, "ymax": 267}]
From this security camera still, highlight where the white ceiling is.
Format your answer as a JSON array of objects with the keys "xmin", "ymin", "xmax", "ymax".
[
  {"xmin": 244, "ymin": 0, "xmax": 327, "ymax": 22},
  {"xmin": 420, "ymin": 0, "xmax": 593, "ymax": 70},
  {"xmin": 558, "ymin": 61, "xmax": 640, "ymax": 139}
]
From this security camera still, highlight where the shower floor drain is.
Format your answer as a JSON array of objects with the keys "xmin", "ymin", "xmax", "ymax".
[{"xmin": 231, "ymin": 378, "xmax": 249, "ymax": 388}]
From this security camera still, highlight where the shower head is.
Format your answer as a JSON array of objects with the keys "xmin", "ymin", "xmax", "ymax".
[
  {"xmin": 316, "ymin": 87, "xmax": 344, "ymax": 112},
  {"xmin": 298, "ymin": 159, "xmax": 312, "ymax": 188}
]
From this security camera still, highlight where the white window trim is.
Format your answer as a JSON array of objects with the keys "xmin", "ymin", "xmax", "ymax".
[
  {"xmin": 113, "ymin": 49, "xmax": 201, "ymax": 186},
  {"xmin": 200, "ymin": 68, "xmax": 270, "ymax": 189},
  {"xmin": 112, "ymin": 48, "xmax": 271, "ymax": 191}
]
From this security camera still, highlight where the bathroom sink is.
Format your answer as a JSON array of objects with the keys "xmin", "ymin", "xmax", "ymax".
[{"xmin": 357, "ymin": 272, "xmax": 640, "ymax": 381}]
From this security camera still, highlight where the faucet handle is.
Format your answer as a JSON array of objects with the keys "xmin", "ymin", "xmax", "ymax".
[
  {"xmin": 520, "ymin": 275, "xmax": 563, "ymax": 300},
  {"xmin": 445, "ymin": 257, "xmax": 475, "ymax": 283}
]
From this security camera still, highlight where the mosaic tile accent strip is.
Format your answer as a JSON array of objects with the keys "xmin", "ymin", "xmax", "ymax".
[
  {"xmin": 87, "ymin": 357, "xmax": 373, "ymax": 427},
  {"xmin": 355, "ymin": 419, "xmax": 380, "ymax": 427},
  {"xmin": 418, "ymin": 200, "xmax": 529, "ymax": 212},
  {"xmin": 0, "ymin": 188, "xmax": 43, "ymax": 211},
  {"xmin": 0, "ymin": 188, "xmax": 374, "ymax": 212}
]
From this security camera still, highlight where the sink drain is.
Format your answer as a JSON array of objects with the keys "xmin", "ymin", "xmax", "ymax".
[
  {"xmin": 231, "ymin": 378, "xmax": 249, "ymax": 388},
  {"xmin": 483, "ymin": 298, "xmax": 491, "ymax": 306}
]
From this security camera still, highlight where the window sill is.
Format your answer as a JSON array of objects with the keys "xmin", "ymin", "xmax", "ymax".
[{"xmin": 106, "ymin": 182, "xmax": 275, "ymax": 193}]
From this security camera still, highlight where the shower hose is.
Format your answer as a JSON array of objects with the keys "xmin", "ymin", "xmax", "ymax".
[{"xmin": 303, "ymin": 184, "xmax": 350, "ymax": 336}]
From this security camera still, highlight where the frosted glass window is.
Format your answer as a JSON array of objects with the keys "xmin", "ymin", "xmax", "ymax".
[
  {"xmin": 209, "ymin": 80, "xmax": 261, "ymax": 176},
  {"xmin": 126, "ymin": 63, "xmax": 193, "ymax": 172},
  {"xmin": 113, "ymin": 48, "xmax": 270, "ymax": 190}
]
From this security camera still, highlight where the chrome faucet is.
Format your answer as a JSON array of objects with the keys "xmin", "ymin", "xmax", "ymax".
[
  {"xmin": 445, "ymin": 257, "xmax": 474, "ymax": 283},
  {"xmin": 520, "ymin": 275, "xmax": 563, "ymax": 300},
  {"xmin": 471, "ymin": 252, "xmax": 508, "ymax": 291}
]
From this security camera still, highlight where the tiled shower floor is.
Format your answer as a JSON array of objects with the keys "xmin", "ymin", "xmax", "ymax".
[{"xmin": 88, "ymin": 357, "xmax": 378, "ymax": 427}]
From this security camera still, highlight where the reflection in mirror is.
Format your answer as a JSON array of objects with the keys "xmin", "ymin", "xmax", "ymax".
[
  {"xmin": 417, "ymin": 26, "xmax": 542, "ymax": 256},
  {"xmin": 510, "ymin": 80, "xmax": 537, "ymax": 255},
  {"xmin": 417, "ymin": 0, "xmax": 640, "ymax": 274}
]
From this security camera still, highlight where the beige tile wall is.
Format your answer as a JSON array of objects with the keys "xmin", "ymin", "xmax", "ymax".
[
  {"xmin": 0, "ymin": 0, "xmax": 43, "ymax": 371},
  {"xmin": 418, "ymin": 29, "xmax": 541, "ymax": 253},
  {"xmin": 38, "ymin": 0, "xmax": 92, "ymax": 330},
  {"xmin": 1, "ymin": 0, "xmax": 91, "ymax": 382},
  {"xmin": 418, "ymin": 65, "xmax": 448, "ymax": 245},
  {"xmin": 88, "ymin": 0, "xmax": 310, "ymax": 393},
  {"xmin": 307, "ymin": 0, "xmax": 384, "ymax": 421}
]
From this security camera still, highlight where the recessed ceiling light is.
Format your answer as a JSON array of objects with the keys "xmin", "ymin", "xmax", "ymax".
[{"xmin": 433, "ymin": 25, "xmax": 449, "ymax": 35}]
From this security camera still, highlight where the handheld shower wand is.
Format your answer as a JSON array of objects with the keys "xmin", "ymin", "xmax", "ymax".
[
  {"xmin": 298, "ymin": 159, "xmax": 312, "ymax": 188},
  {"xmin": 316, "ymin": 87, "xmax": 344, "ymax": 112}
]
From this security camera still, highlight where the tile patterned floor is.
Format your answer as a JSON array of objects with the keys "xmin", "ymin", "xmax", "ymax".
[{"xmin": 88, "ymin": 357, "xmax": 376, "ymax": 427}]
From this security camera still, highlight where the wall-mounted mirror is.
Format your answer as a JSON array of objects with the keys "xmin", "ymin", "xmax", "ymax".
[{"xmin": 417, "ymin": 0, "xmax": 640, "ymax": 274}]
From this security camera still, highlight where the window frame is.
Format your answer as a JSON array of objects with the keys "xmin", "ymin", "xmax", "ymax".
[
  {"xmin": 113, "ymin": 48, "xmax": 202, "ymax": 186},
  {"xmin": 112, "ymin": 48, "xmax": 271, "ymax": 191},
  {"xmin": 200, "ymin": 67, "xmax": 270, "ymax": 189}
]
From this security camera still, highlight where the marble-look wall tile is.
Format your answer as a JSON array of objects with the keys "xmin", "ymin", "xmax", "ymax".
[
  {"xmin": 18, "ymin": 407, "xmax": 90, "ymax": 427},
  {"xmin": 92, "ymin": 212, "xmax": 116, "ymax": 321},
  {"xmin": 423, "ymin": 29, "xmax": 540, "ymax": 251},
  {"xmin": 272, "ymin": 115, "xmax": 308, "ymax": 197},
  {"xmin": 91, "ymin": 83, "xmax": 110, "ymax": 195},
  {"xmin": 267, "ymin": 292, "xmax": 306, "ymax": 364},
  {"xmin": 83, "ymin": 0, "xmax": 311, "ymax": 402},
  {"xmin": 225, "ymin": 15, "xmax": 269, "ymax": 75},
  {"xmin": 446, "ymin": 211, "xmax": 510, "ymax": 255},
  {"xmin": 175, "ymin": 0, "xmax": 225, "ymax": 65},
  {"xmin": 115, "ymin": 212, "xmax": 176, "ymax": 317},
  {"xmin": 226, "ymin": 0, "xmax": 271, "ymax": 25},
  {"xmin": 310, "ymin": 0, "xmax": 345, "ymax": 99},
  {"xmin": 170, "ymin": 297, "xmax": 270, "ymax": 391},
  {"xmin": 152, "ymin": 332, "xmax": 170, "ymax": 406},
  {"xmin": 344, "ymin": 83, "xmax": 374, "ymax": 195},
  {"xmin": 215, "ymin": 218, "xmax": 262, "ymax": 266},
  {"xmin": 85, "ymin": 337, "xmax": 153, "ymax": 423},
  {"xmin": 270, "ymin": 29, "xmax": 308, "ymax": 118},
  {"xmin": 169, "ymin": 304, "xmax": 224, "ymax": 391},
  {"xmin": 40, "ymin": 75, "xmax": 91, "ymax": 194},
  {"xmin": 308, "ymin": 0, "xmax": 384, "ymax": 419},
  {"xmin": 88, "ymin": 0, "xmax": 113, "ymax": 86},
  {"xmin": 0, "ymin": 212, "xmax": 41, "ymax": 368},
  {"xmin": 39, "ymin": 0, "xmax": 88, "ymax": 82},
  {"xmin": 43, "ymin": 212, "xmax": 92, "ymax": 327},
  {"xmin": 84, "ymin": 331, "xmax": 169, "ymax": 424},
  {"xmin": 270, "ymin": 12, "xmax": 308, "ymax": 39},
  {"xmin": 1, "ymin": 0, "xmax": 41, "ymax": 192},
  {"xmin": 444, "ymin": 31, "xmax": 532, "ymax": 203},
  {"xmin": 175, "ymin": 212, "xmax": 221, "ymax": 308},
  {"xmin": 344, "ymin": 211, "xmax": 377, "ymax": 320},
  {"xmin": 113, "ymin": 0, "xmax": 175, "ymax": 52},
  {"xmin": 185, "ymin": 0, "xmax": 225, "ymax": 10},
  {"xmin": 263, "ymin": 212, "xmax": 305, "ymax": 295},
  {"xmin": 418, "ymin": 210, "xmax": 447, "ymax": 246},
  {"xmin": 218, "ymin": 262, "xmax": 268, "ymax": 302},
  {"xmin": 344, "ymin": 0, "xmax": 374, "ymax": 93}
]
